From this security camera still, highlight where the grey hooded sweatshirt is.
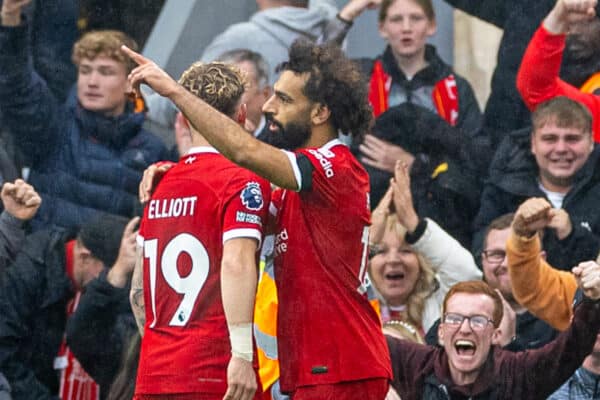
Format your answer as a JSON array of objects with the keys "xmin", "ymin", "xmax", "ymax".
[{"xmin": 201, "ymin": 1, "xmax": 338, "ymax": 84}]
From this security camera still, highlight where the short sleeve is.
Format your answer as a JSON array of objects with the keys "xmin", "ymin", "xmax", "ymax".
[{"xmin": 222, "ymin": 175, "xmax": 271, "ymax": 248}]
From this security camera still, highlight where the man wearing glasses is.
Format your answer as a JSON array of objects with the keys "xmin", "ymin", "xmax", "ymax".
[
  {"xmin": 386, "ymin": 277, "xmax": 600, "ymax": 399},
  {"xmin": 480, "ymin": 213, "xmax": 558, "ymax": 350}
]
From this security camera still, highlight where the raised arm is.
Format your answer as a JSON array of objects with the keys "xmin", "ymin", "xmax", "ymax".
[
  {"xmin": 517, "ymin": 0, "xmax": 600, "ymax": 116},
  {"xmin": 511, "ymin": 260, "xmax": 600, "ymax": 399},
  {"xmin": 123, "ymin": 46, "xmax": 299, "ymax": 190},
  {"xmin": 391, "ymin": 161, "xmax": 481, "ymax": 284},
  {"xmin": 0, "ymin": 0, "xmax": 61, "ymax": 163},
  {"xmin": 320, "ymin": 0, "xmax": 381, "ymax": 45},
  {"xmin": 507, "ymin": 198, "xmax": 578, "ymax": 330}
]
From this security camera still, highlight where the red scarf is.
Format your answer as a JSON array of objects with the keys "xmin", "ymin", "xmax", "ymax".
[
  {"xmin": 54, "ymin": 241, "xmax": 100, "ymax": 400},
  {"xmin": 368, "ymin": 60, "xmax": 459, "ymax": 126}
]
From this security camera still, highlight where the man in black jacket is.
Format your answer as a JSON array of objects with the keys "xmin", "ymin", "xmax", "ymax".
[
  {"xmin": 65, "ymin": 223, "xmax": 139, "ymax": 398},
  {"xmin": 0, "ymin": 214, "xmax": 135, "ymax": 399},
  {"xmin": 473, "ymin": 96, "xmax": 600, "ymax": 271}
]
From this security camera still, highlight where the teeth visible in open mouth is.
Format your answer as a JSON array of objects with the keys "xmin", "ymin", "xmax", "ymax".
[{"xmin": 455, "ymin": 340, "xmax": 476, "ymax": 355}]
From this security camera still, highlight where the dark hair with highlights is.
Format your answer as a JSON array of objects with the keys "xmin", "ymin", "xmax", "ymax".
[
  {"xmin": 178, "ymin": 62, "xmax": 245, "ymax": 118},
  {"xmin": 277, "ymin": 40, "xmax": 372, "ymax": 141}
]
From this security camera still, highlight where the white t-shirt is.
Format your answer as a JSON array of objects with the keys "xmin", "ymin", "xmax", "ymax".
[{"xmin": 538, "ymin": 182, "xmax": 566, "ymax": 209}]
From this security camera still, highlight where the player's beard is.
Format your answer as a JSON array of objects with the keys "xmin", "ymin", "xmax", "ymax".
[{"xmin": 265, "ymin": 114, "xmax": 311, "ymax": 151}]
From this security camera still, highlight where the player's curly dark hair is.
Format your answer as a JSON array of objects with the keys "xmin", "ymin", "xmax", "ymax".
[{"xmin": 278, "ymin": 40, "xmax": 372, "ymax": 141}]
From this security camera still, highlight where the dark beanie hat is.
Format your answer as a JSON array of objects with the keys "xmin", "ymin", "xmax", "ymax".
[{"xmin": 78, "ymin": 213, "xmax": 129, "ymax": 268}]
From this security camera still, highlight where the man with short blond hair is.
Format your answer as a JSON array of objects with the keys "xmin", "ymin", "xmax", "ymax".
[{"xmin": 130, "ymin": 61, "xmax": 270, "ymax": 400}]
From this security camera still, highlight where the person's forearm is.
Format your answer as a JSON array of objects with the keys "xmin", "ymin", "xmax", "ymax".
[
  {"xmin": 516, "ymin": 25, "xmax": 583, "ymax": 110},
  {"xmin": 411, "ymin": 218, "xmax": 481, "ymax": 283},
  {"xmin": 221, "ymin": 243, "xmax": 257, "ymax": 361},
  {"xmin": 318, "ymin": 15, "xmax": 351, "ymax": 46},
  {"xmin": 221, "ymin": 264, "xmax": 256, "ymax": 325},
  {"xmin": 130, "ymin": 251, "xmax": 145, "ymax": 335},
  {"xmin": 507, "ymin": 232, "xmax": 575, "ymax": 330},
  {"xmin": 543, "ymin": 2, "xmax": 569, "ymax": 34},
  {"xmin": 171, "ymin": 85, "xmax": 257, "ymax": 164},
  {"xmin": 169, "ymin": 85, "xmax": 296, "ymax": 189},
  {"xmin": 107, "ymin": 264, "xmax": 130, "ymax": 288}
]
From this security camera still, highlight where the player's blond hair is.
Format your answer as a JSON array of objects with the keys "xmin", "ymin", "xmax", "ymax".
[{"xmin": 178, "ymin": 62, "xmax": 246, "ymax": 118}]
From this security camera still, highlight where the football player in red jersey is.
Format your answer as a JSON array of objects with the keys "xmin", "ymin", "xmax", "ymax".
[
  {"xmin": 130, "ymin": 62, "xmax": 270, "ymax": 400},
  {"xmin": 124, "ymin": 40, "xmax": 392, "ymax": 399}
]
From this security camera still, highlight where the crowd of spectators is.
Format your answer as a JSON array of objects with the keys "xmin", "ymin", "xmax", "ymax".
[{"xmin": 1, "ymin": 0, "xmax": 600, "ymax": 398}]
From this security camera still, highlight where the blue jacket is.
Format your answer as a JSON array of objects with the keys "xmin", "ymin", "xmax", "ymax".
[{"xmin": 0, "ymin": 22, "xmax": 168, "ymax": 231}]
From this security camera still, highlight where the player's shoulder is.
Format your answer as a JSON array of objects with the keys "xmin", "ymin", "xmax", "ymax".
[
  {"xmin": 300, "ymin": 140, "xmax": 366, "ymax": 179},
  {"xmin": 226, "ymin": 163, "xmax": 270, "ymax": 188}
]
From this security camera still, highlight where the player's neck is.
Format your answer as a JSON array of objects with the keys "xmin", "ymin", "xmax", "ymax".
[
  {"xmin": 191, "ymin": 131, "xmax": 211, "ymax": 149},
  {"xmin": 303, "ymin": 124, "xmax": 338, "ymax": 148}
]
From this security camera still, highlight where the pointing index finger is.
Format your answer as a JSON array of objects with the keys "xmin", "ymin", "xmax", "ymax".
[{"xmin": 121, "ymin": 45, "xmax": 149, "ymax": 65}]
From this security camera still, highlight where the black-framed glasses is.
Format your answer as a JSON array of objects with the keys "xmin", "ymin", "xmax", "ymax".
[
  {"xmin": 482, "ymin": 249, "xmax": 506, "ymax": 264},
  {"xmin": 443, "ymin": 313, "xmax": 494, "ymax": 331}
]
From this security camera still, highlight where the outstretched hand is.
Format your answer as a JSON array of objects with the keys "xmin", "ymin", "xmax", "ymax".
[{"xmin": 121, "ymin": 45, "xmax": 180, "ymax": 99}]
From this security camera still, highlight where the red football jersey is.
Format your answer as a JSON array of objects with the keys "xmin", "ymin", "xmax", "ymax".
[
  {"xmin": 272, "ymin": 139, "xmax": 392, "ymax": 392},
  {"xmin": 135, "ymin": 147, "xmax": 270, "ymax": 395}
]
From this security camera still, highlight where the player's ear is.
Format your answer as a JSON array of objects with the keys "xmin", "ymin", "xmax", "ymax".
[
  {"xmin": 310, "ymin": 103, "xmax": 330, "ymax": 126},
  {"xmin": 236, "ymin": 103, "xmax": 247, "ymax": 126}
]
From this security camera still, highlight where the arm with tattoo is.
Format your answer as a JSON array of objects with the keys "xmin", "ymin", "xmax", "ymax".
[{"xmin": 130, "ymin": 245, "xmax": 146, "ymax": 336}]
